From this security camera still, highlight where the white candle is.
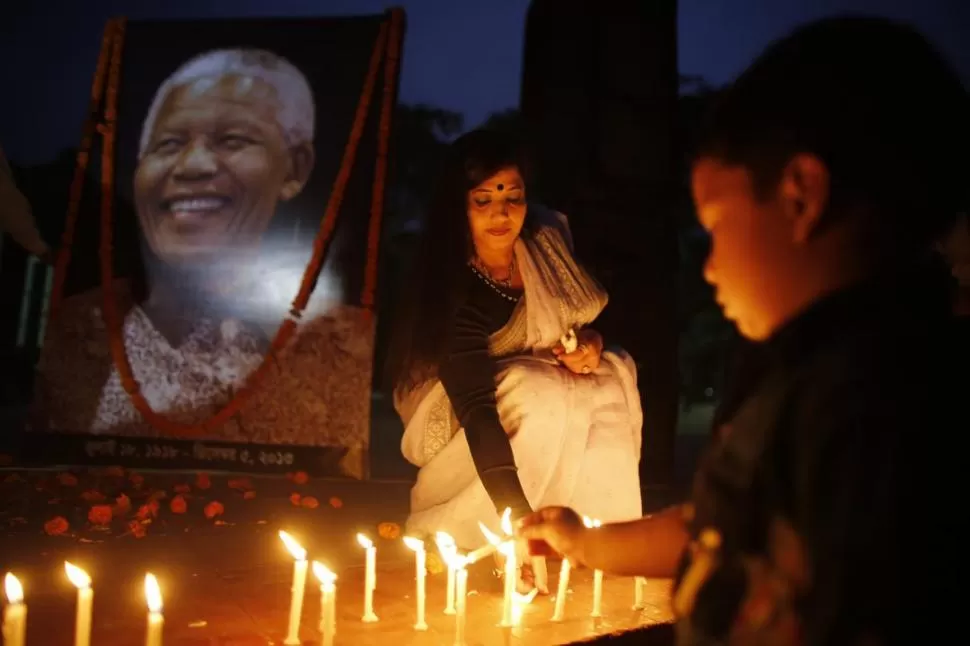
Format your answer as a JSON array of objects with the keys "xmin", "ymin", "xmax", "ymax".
[
  {"xmin": 435, "ymin": 532, "xmax": 457, "ymax": 615},
  {"xmin": 582, "ymin": 517, "xmax": 604, "ymax": 618},
  {"xmin": 532, "ymin": 556, "xmax": 549, "ymax": 594},
  {"xmin": 312, "ymin": 562, "xmax": 337, "ymax": 646},
  {"xmin": 551, "ymin": 559, "xmax": 571, "ymax": 621},
  {"xmin": 672, "ymin": 528, "xmax": 722, "ymax": 617},
  {"xmin": 633, "ymin": 576, "xmax": 647, "ymax": 610},
  {"xmin": 2, "ymin": 573, "xmax": 26, "ymax": 646},
  {"xmin": 452, "ymin": 556, "xmax": 469, "ymax": 646},
  {"xmin": 356, "ymin": 533, "xmax": 379, "ymax": 622},
  {"xmin": 144, "ymin": 573, "xmax": 163, "ymax": 646},
  {"xmin": 479, "ymin": 508, "xmax": 515, "ymax": 628},
  {"xmin": 279, "ymin": 531, "xmax": 308, "ymax": 645},
  {"xmin": 65, "ymin": 562, "xmax": 93, "ymax": 646},
  {"xmin": 403, "ymin": 536, "xmax": 428, "ymax": 630},
  {"xmin": 503, "ymin": 545, "xmax": 515, "ymax": 627},
  {"xmin": 592, "ymin": 569, "xmax": 604, "ymax": 618}
]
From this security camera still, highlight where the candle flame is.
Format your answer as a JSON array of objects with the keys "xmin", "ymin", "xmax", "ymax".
[
  {"xmin": 356, "ymin": 533, "xmax": 373, "ymax": 549},
  {"xmin": 479, "ymin": 521, "xmax": 513, "ymax": 556},
  {"xmin": 512, "ymin": 587, "xmax": 539, "ymax": 624},
  {"xmin": 444, "ymin": 551, "xmax": 468, "ymax": 571},
  {"xmin": 64, "ymin": 562, "xmax": 91, "ymax": 589},
  {"xmin": 434, "ymin": 531, "xmax": 456, "ymax": 555},
  {"xmin": 144, "ymin": 573, "xmax": 162, "ymax": 613},
  {"xmin": 402, "ymin": 536, "xmax": 424, "ymax": 552},
  {"xmin": 312, "ymin": 561, "xmax": 337, "ymax": 584},
  {"xmin": 4, "ymin": 573, "xmax": 23, "ymax": 604},
  {"xmin": 279, "ymin": 530, "xmax": 307, "ymax": 561},
  {"xmin": 500, "ymin": 507, "xmax": 513, "ymax": 536},
  {"xmin": 582, "ymin": 516, "xmax": 602, "ymax": 529},
  {"xmin": 478, "ymin": 521, "xmax": 502, "ymax": 547}
]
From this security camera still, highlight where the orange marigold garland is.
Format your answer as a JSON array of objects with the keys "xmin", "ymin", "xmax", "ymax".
[
  {"xmin": 49, "ymin": 19, "xmax": 118, "ymax": 321},
  {"xmin": 99, "ymin": 20, "xmax": 393, "ymax": 437},
  {"xmin": 361, "ymin": 8, "xmax": 405, "ymax": 317}
]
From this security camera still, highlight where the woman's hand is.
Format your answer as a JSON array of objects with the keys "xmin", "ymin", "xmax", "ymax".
[
  {"xmin": 515, "ymin": 506, "xmax": 589, "ymax": 567},
  {"xmin": 553, "ymin": 328, "xmax": 603, "ymax": 375}
]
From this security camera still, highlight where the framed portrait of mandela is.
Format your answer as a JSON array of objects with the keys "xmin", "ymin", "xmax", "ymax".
[{"xmin": 24, "ymin": 12, "xmax": 405, "ymax": 478}]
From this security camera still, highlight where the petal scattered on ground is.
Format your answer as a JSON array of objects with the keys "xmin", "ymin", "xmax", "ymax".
[
  {"xmin": 300, "ymin": 496, "xmax": 319, "ymax": 509},
  {"xmin": 378, "ymin": 522, "xmax": 401, "ymax": 540},
  {"xmin": 88, "ymin": 505, "xmax": 113, "ymax": 525},
  {"xmin": 204, "ymin": 501, "xmax": 225, "ymax": 519},
  {"xmin": 44, "ymin": 516, "xmax": 70, "ymax": 536},
  {"xmin": 170, "ymin": 495, "xmax": 188, "ymax": 514}
]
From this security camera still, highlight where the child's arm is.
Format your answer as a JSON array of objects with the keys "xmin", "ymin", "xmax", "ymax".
[{"xmin": 517, "ymin": 504, "xmax": 691, "ymax": 578}]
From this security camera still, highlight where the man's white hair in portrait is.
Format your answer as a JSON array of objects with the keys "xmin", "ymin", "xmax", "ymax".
[{"xmin": 138, "ymin": 48, "xmax": 316, "ymax": 158}]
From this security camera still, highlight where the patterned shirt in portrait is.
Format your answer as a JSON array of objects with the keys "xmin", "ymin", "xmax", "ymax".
[{"xmin": 31, "ymin": 276, "xmax": 373, "ymax": 477}]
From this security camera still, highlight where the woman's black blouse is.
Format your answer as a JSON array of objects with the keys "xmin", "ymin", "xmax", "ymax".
[{"xmin": 438, "ymin": 268, "xmax": 532, "ymax": 520}]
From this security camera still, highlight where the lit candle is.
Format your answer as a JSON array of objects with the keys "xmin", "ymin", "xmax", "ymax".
[
  {"xmin": 583, "ymin": 517, "xmax": 604, "ymax": 618},
  {"xmin": 551, "ymin": 559, "xmax": 571, "ymax": 621},
  {"xmin": 672, "ymin": 528, "xmax": 722, "ymax": 618},
  {"xmin": 64, "ymin": 562, "xmax": 93, "ymax": 646},
  {"xmin": 279, "ymin": 531, "xmax": 308, "ymax": 645},
  {"xmin": 312, "ymin": 562, "xmax": 336, "ymax": 646},
  {"xmin": 144, "ymin": 573, "xmax": 163, "ymax": 646},
  {"xmin": 532, "ymin": 556, "xmax": 549, "ymax": 594},
  {"xmin": 435, "ymin": 532, "xmax": 457, "ymax": 615},
  {"xmin": 2, "ymin": 573, "xmax": 26, "ymax": 646},
  {"xmin": 633, "ymin": 576, "xmax": 647, "ymax": 610},
  {"xmin": 448, "ymin": 553, "xmax": 469, "ymax": 646},
  {"xmin": 511, "ymin": 587, "xmax": 537, "ymax": 627},
  {"xmin": 356, "ymin": 533, "xmax": 379, "ymax": 622},
  {"xmin": 479, "ymin": 508, "xmax": 515, "ymax": 627},
  {"xmin": 403, "ymin": 536, "xmax": 428, "ymax": 630}
]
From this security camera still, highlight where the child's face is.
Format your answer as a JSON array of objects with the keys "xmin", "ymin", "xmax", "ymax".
[{"xmin": 692, "ymin": 157, "xmax": 807, "ymax": 341}]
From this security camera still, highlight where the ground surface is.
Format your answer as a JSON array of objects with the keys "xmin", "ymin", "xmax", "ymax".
[{"xmin": 0, "ymin": 467, "xmax": 676, "ymax": 646}]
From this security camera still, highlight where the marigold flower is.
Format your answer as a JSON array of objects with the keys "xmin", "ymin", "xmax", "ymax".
[
  {"xmin": 44, "ymin": 516, "xmax": 69, "ymax": 536},
  {"xmin": 88, "ymin": 505, "xmax": 113, "ymax": 525}
]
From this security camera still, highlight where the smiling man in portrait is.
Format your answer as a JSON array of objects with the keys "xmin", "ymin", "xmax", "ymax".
[
  {"xmin": 31, "ymin": 49, "xmax": 374, "ymax": 476},
  {"xmin": 134, "ymin": 49, "xmax": 315, "ymax": 268}
]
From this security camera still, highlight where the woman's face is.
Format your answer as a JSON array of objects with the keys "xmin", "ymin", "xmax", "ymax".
[{"xmin": 466, "ymin": 166, "xmax": 527, "ymax": 259}]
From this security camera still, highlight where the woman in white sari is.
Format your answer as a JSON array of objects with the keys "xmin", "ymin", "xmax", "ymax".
[{"xmin": 387, "ymin": 129, "xmax": 643, "ymax": 587}]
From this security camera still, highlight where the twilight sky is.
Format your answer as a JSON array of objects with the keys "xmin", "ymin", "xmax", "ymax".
[{"xmin": 1, "ymin": 0, "xmax": 966, "ymax": 165}]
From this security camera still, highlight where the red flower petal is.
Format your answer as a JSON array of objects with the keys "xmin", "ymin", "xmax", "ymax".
[
  {"xmin": 44, "ymin": 516, "xmax": 70, "ymax": 536},
  {"xmin": 170, "ymin": 495, "xmax": 188, "ymax": 514},
  {"xmin": 88, "ymin": 505, "xmax": 113, "ymax": 526},
  {"xmin": 204, "ymin": 501, "xmax": 225, "ymax": 519}
]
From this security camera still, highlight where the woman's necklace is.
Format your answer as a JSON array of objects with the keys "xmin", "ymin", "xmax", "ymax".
[{"xmin": 471, "ymin": 255, "xmax": 516, "ymax": 288}]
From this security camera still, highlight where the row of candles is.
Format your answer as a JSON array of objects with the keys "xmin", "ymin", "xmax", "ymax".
[
  {"xmin": 2, "ymin": 565, "xmax": 163, "ymax": 646},
  {"xmin": 1, "ymin": 510, "xmax": 650, "ymax": 645}
]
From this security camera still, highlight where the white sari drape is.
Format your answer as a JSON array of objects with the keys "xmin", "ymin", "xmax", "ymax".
[{"xmin": 397, "ymin": 210, "xmax": 643, "ymax": 549}]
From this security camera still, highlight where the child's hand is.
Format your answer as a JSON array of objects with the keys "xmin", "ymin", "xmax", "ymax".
[{"xmin": 515, "ymin": 507, "xmax": 588, "ymax": 566}]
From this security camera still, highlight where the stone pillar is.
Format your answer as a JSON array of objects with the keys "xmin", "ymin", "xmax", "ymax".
[{"xmin": 520, "ymin": 0, "xmax": 680, "ymax": 497}]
